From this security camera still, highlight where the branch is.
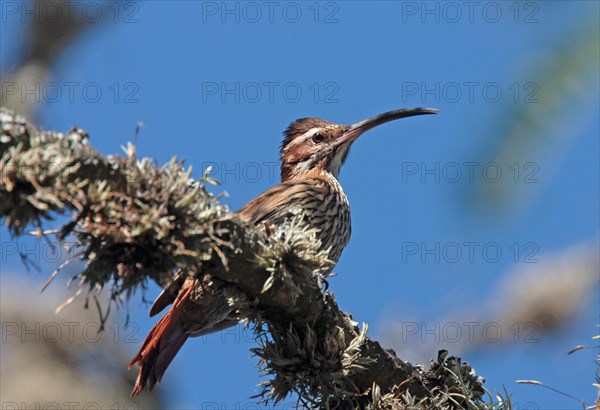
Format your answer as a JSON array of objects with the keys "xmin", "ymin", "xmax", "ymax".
[
  {"xmin": 1, "ymin": 0, "xmax": 120, "ymax": 119},
  {"xmin": 0, "ymin": 107, "xmax": 487, "ymax": 408}
]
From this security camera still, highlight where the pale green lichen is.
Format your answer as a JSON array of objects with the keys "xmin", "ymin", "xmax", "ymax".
[{"xmin": 1, "ymin": 107, "xmax": 490, "ymax": 409}]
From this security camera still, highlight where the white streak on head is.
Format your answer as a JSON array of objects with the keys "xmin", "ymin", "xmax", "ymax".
[{"xmin": 282, "ymin": 127, "xmax": 322, "ymax": 151}]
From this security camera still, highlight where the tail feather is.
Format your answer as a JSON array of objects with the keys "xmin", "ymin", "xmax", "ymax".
[
  {"xmin": 129, "ymin": 287, "xmax": 192, "ymax": 396},
  {"xmin": 149, "ymin": 271, "xmax": 185, "ymax": 317}
]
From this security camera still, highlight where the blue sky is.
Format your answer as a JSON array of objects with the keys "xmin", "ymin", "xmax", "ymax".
[{"xmin": 1, "ymin": 1, "xmax": 599, "ymax": 408}]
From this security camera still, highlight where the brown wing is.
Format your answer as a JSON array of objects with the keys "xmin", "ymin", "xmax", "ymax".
[
  {"xmin": 235, "ymin": 177, "xmax": 329, "ymax": 226},
  {"xmin": 131, "ymin": 178, "xmax": 337, "ymax": 395},
  {"xmin": 148, "ymin": 178, "xmax": 331, "ymax": 319}
]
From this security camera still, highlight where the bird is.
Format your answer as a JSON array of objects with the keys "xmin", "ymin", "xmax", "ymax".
[{"xmin": 128, "ymin": 107, "xmax": 438, "ymax": 396}]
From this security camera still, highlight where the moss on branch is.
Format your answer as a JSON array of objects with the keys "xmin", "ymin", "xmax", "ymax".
[{"xmin": 0, "ymin": 107, "xmax": 491, "ymax": 409}]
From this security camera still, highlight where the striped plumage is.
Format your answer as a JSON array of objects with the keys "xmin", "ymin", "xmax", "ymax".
[
  {"xmin": 236, "ymin": 172, "xmax": 351, "ymax": 262},
  {"xmin": 129, "ymin": 108, "xmax": 438, "ymax": 396}
]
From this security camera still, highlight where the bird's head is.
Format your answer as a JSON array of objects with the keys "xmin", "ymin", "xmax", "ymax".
[{"xmin": 280, "ymin": 108, "xmax": 439, "ymax": 181}]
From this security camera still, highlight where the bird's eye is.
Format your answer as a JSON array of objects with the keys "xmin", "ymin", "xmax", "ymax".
[{"xmin": 311, "ymin": 133, "xmax": 325, "ymax": 143}]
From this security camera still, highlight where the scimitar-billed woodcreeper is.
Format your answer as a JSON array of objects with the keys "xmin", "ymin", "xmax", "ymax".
[{"xmin": 129, "ymin": 107, "xmax": 439, "ymax": 396}]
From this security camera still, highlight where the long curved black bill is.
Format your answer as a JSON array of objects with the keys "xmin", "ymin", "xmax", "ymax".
[{"xmin": 335, "ymin": 107, "xmax": 439, "ymax": 147}]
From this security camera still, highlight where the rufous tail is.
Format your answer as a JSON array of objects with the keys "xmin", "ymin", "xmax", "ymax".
[{"xmin": 129, "ymin": 286, "xmax": 192, "ymax": 396}]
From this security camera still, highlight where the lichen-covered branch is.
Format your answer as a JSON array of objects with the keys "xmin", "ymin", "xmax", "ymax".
[{"xmin": 0, "ymin": 107, "xmax": 489, "ymax": 409}]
